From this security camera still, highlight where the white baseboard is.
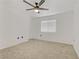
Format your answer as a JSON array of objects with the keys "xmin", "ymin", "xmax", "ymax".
[
  {"xmin": 0, "ymin": 39, "xmax": 29, "ymax": 50},
  {"xmin": 73, "ymin": 45, "xmax": 79, "ymax": 58}
]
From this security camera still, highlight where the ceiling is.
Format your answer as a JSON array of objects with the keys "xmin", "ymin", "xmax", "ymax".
[
  {"xmin": 2, "ymin": 0, "xmax": 76, "ymax": 17},
  {"xmin": 23, "ymin": 0, "xmax": 76, "ymax": 17}
]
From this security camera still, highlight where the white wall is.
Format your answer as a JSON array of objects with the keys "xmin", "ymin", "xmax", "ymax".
[
  {"xmin": 30, "ymin": 11, "xmax": 74, "ymax": 44},
  {"xmin": 0, "ymin": 0, "xmax": 31, "ymax": 49},
  {"xmin": 73, "ymin": 0, "xmax": 79, "ymax": 57}
]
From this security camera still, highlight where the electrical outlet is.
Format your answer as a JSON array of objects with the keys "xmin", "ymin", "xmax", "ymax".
[{"xmin": 40, "ymin": 34, "xmax": 42, "ymax": 37}]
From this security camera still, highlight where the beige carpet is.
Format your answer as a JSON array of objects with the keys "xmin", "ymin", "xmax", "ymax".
[{"xmin": 0, "ymin": 39, "xmax": 79, "ymax": 59}]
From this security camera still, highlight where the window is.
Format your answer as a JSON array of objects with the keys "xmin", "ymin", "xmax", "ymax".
[{"xmin": 41, "ymin": 20, "xmax": 56, "ymax": 32}]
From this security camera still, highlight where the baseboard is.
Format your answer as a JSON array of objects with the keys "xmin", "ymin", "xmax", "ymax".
[
  {"xmin": 73, "ymin": 45, "xmax": 79, "ymax": 58},
  {"xmin": 0, "ymin": 39, "xmax": 29, "ymax": 50},
  {"xmin": 29, "ymin": 38, "xmax": 72, "ymax": 45}
]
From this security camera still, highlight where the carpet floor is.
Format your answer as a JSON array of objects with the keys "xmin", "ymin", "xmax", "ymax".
[{"xmin": 0, "ymin": 39, "xmax": 79, "ymax": 59}]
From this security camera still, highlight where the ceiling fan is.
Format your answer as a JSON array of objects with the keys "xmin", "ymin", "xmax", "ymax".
[{"xmin": 23, "ymin": 0, "xmax": 48, "ymax": 13}]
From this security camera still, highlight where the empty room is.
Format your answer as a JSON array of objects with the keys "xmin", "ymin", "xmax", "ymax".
[{"xmin": 0, "ymin": 0, "xmax": 79, "ymax": 59}]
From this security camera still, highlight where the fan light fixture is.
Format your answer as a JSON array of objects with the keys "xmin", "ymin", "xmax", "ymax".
[
  {"xmin": 34, "ymin": 9, "xmax": 39, "ymax": 13},
  {"xmin": 23, "ymin": 0, "xmax": 48, "ymax": 13}
]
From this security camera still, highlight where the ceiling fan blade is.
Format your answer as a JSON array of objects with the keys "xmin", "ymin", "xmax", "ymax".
[
  {"xmin": 38, "ymin": 8, "xmax": 48, "ymax": 10},
  {"xmin": 23, "ymin": 0, "xmax": 35, "ymax": 7},
  {"xmin": 39, "ymin": 0, "xmax": 45, "ymax": 6},
  {"xmin": 26, "ymin": 8, "xmax": 35, "ymax": 10}
]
